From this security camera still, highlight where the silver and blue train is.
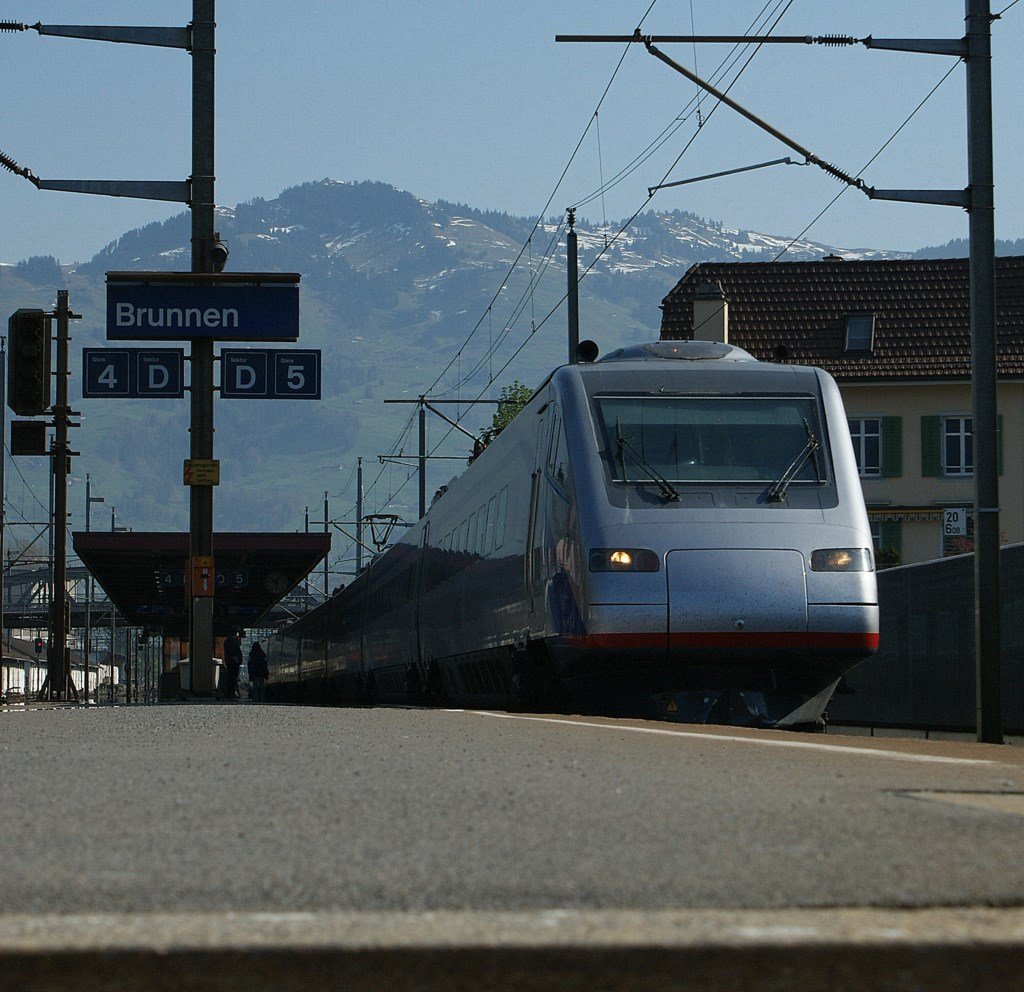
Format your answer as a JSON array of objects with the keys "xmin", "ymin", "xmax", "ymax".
[{"xmin": 267, "ymin": 340, "xmax": 878, "ymax": 727}]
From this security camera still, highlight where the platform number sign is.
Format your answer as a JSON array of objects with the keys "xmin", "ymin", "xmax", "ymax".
[
  {"xmin": 82, "ymin": 348, "xmax": 185, "ymax": 398},
  {"xmin": 220, "ymin": 349, "xmax": 321, "ymax": 400}
]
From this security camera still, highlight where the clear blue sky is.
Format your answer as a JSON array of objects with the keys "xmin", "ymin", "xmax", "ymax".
[{"xmin": 2, "ymin": 0, "xmax": 1022, "ymax": 264}]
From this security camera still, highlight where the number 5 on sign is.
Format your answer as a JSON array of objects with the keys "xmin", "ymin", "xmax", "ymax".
[
  {"xmin": 220, "ymin": 349, "xmax": 320, "ymax": 399},
  {"xmin": 274, "ymin": 351, "xmax": 320, "ymax": 399}
]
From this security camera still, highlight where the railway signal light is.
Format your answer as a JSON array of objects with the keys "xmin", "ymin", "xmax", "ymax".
[
  {"xmin": 34, "ymin": 636, "xmax": 44, "ymax": 655},
  {"xmin": 7, "ymin": 308, "xmax": 52, "ymax": 416}
]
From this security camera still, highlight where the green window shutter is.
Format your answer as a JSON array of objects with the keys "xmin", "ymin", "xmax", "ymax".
[
  {"xmin": 921, "ymin": 415, "xmax": 941, "ymax": 477},
  {"xmin": 997, "ymin": 413, "xmax": 1003, "ymax": 475},
  {"xmin": 881, "ymin": 417, "xmax": 902, "ymax": 477},
  {"xmin": 879, "ymin": 519, "xmax": 902, "ymax": 561}
]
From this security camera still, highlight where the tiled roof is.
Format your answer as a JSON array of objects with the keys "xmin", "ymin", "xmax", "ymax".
[{"xmin": 659, "ymin": 256, "xmax": 1024, "ymax": 380}]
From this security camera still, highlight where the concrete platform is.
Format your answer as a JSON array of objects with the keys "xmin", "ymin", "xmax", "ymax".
[
  {"xmin": 3, "ymin": 705, "xmax": 1024, "ymax": 990},
  {"xmin": 3, "ymin": 908, "xmax": 1024, "ymax": 991}
]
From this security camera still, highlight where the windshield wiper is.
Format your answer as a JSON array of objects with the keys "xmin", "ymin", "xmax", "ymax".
[
  {"xmin": 767, "ymin": 418, "xmax": 822, "ymax": 503},
  {"xmin": 615, "ymin": 423, "xmax": 680, "ymax": 502}
]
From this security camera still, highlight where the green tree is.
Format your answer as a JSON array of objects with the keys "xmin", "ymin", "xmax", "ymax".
[{"xmin": 476, "ymin": 380, "xmax": 533, "ymax": 452}]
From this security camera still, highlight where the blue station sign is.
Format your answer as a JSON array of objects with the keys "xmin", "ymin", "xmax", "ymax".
[
  {"xmin": 82, "ymin": 348, "xmax": 185, "ymax": 398},
  {"xmin": 106, "ymin": 271, "xmax": 300, "ymax": 342},
  {"xmin": 220, "ymin": 349, "xmax": 321, "ymax": 400}
]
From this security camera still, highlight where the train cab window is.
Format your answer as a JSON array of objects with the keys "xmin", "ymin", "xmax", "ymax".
[{"xmin": 594, "ymin": 395, "xmax": 827, "ymax": 487}]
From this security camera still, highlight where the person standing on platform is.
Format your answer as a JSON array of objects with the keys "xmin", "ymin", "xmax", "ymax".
[
  {"xmin": 248, "ymin": 640, "xmax": 269, "ymax": 702},
  {"xmin": 222, "ymin": 630, "xmax": 244, "ymax": 701}
]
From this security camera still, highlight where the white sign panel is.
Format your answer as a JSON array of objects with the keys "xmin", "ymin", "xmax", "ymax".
[{"xmin": 943, "ymin": 507, "xmax": 968, "ymax": 537}]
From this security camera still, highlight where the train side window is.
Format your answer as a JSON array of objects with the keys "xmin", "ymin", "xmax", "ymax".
[
  {"xmin": 458, "ymin": 519, "xmax": 468, "ymax": 552},
  {"xmin": 483, "ymin": 496, "xmax": 496, "ymax": 554},
  {"xmin": 494, "ymin": 486, "xmax": 508, "ymax": 549},
  {"xmin": 547, "ymin": 408, "xmax": 561, "ymax": 468},
  {"xmin": 467, "ymin": 512, "xmax": 477, "ymax": 553},
  {"xmin": 476, "ymin": 504, "xmax": 487, "ymax": 552},
  {"xmin": 548, "ymin": 408, "xmax": 567, "ymax": 485}
]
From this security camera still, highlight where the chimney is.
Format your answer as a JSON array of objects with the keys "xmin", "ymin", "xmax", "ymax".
[{"xmin": 693, "ymin": 281, "xmax": 728, "ymax": 343}]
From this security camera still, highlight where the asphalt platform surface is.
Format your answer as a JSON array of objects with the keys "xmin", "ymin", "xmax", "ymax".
[{"xmin": 2, "ymin": 703, "xmax": 1024, "ymax": 990}]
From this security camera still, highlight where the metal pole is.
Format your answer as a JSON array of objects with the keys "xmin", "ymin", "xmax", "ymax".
[
  {"xmin": 84, "ymin": 477, "xmax": 90, "ymax": 704},
  {"xmin": 44, "ymin": 429, "xmax": 54, "ymax": 698},
  {"xmin": 356, "ymin": 457, "xmax": 364, "ymax": 575},
  {"xmin": 188, "ymin": 0, "xmax": 217, "ymax": 695},
  {"xmin": 567, "ymin": 208, "xmax": 579, "ymax": 364},
  {"xmin": 52, "ymin": 291, "xmax": 72, "ymax": 700},
  {"xmin": 84, "ymin": 475, "xmax": 104, "ymax": 703},
  {"xmin": 418, "ymin": 398, "xmax": 426, "ymax": 520},
  {"xmin": 0, "ymin": 340, "xmax": 6, "ymax": 670},
  {"xmin": 323, "ymin": 491, "xmax": 329, "ymax": 598},
  {"xmin": 110, "ymin": 506, "xmax": 116, "ymax": 704},
  {"xmin": 966, "ymin": 0, "xmax": 1002, "ymax": 744}
]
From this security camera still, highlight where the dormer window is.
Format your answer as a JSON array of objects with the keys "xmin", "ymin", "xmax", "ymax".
[{"xmin": 844, "ymin": 313, "xmax": 875, "ymax": 353}]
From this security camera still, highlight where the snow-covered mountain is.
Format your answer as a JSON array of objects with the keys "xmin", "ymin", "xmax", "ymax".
[{"xmin": 1, "ymin": 179, "xmax": 906, "ymax": 537}]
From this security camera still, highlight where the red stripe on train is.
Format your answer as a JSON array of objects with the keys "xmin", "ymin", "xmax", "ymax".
[{"xmin": 564, "ymin": 632, "xmax": 880, "ymax": 651}]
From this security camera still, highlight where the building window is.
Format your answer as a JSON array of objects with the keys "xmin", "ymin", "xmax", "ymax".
[
  {"xmin": 844, "ymin": 314, "xmax": 875, "ymax": 352},
  {"xmin": 849, "ymin": 418, "xmax": 881, "ymax": 476},
  {"xmin": 849, "ymin": 416, "xmax": 901, "ymax": 477},
  {"xmin": 943, "ymin": 416, "xmax": 973, "ymax": 476},
  {"xmin": 871, "ymin": 517, "xmax": 902, "ymax": 568}
]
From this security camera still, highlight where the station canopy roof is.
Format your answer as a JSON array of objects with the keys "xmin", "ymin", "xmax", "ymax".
[{"xmin": 72, "ymin": 532, "xmax": 330, "ymax": 636}]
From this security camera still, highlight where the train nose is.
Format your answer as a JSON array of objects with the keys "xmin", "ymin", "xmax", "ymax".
[{"xmin": 666, "ymin": 549, "xmax": 807, "ymax": 642}]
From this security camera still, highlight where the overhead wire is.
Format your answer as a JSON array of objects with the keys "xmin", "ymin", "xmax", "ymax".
[
  {"xmin": 420, "ymin": 0, "xmax": 661, "ymax": 401},
  {"xmin": 457, "ymin": 0, "xmax": 795, "ymax": 397},
  {"xmin": 340, "ymin": 0, "xmax": 670, "ymax": 549},
  {"xmin": 689, "ymin": 0, "xmax": 704, "ymax": 126},
  {"xmin": 332, "ymin": 0, "xmax": 798, "ymax": 540},
  {"xmin": 399, "ymin": 0, "xmax": 796, "ymax": 487},
  {"xmin": 569, "ymin": 0, "xmax": 787, "ymax": 211},
  {"xmin": 431, "ymin": 2, "xmax": 789, "ymax": 401},
  {"xmin": 432, "ymin": 2, "xmax": 794, "ymax": 402},
  {"xmin": 770, "ymin": 57, "xmax": 963, "ymax": 262},
  {"xmin": 3, "ymin": 441, "xmax": 49, "ymax": 515}
]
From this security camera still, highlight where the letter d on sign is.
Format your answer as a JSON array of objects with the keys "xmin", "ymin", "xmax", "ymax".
[
  {"xmin": 235, "ymin": 365, "xmax": 257, "ymax": 390},
  {"xmin": 148, "ymin": 364, "xmax": 169, "ymax": 389}
]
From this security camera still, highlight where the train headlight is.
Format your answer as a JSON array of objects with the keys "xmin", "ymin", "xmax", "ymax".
[
  {"xmin": 809, "ymin": 548, "xmax": 873, "ymax": 572},
  {"xmin": 590, "ymin": 548, "xmax": 660, "ymax": 572}
]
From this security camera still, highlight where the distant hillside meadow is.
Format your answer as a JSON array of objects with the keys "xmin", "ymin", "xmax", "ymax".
[{"xmin": 0, "ymin": 179, "xmax": 1015, "ymax": 558}]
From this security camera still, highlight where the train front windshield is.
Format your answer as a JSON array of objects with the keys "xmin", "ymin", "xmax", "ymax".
[{"xmin": 594, "ymin": 395, "xmax": 827, "ymax": 485}]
